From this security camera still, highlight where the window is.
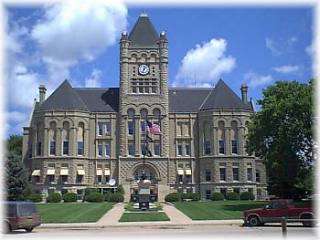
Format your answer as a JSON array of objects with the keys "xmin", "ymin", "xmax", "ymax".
[
  {"xmin": 204, "ymin": 140, "xmax": 211, "ymax": 155},
  {"xmin": 97, "ymin": 175, "xmax": 102, "ymax": 184},
  {"xmin": 205, "ymin": 190, "xmax": 211, "ymax": 200},
  {"xmin": 47, "ymin": 175, "xmax": 55, "ymax": 183},
  {"xmin": 231, "ymin": 140, "xmax": 238, "ymax": 154},
  {"xmin": 247, "ymin": 167, "xmax": 253, "ymax": 181},
  {"xmin": 97, "ymin": 123, "xmax": 103, "ymax": 136},
  {"xmin": 49, "ymin": 122, "xmax": 56, "ymax": 156},
  {"xmin": 98, "ymin": 144, "xmax": 103, "ymax": 156},
  {"xmin": 76, "ymin": 175, "xmax": 83, "ymax": 183},
  {"xmin": 128, "ymin": 121, "xmax": 134, "ymax": 135},
  {"xmin": 231, "ymin": 121, "xmax": 238, "ymax": 154},
  {"xmin": 105, "ymin": 175, "xmax": 110, "ymax": 183},
  {"xmin": 178, "ymin": 163, "xmax": 183, "ymax": 169},
  {"xmin": 128, "ymin": 142, "xmax": 135, "ymax": 156},
  {"xmin": 63, "ymin": 141, "xmax": 69, "ymax": 155},
  {"xmin": 185, "ymin": 143, "xmax": 191, "ymax": 156},
  {"xmin": 220, "ymin": 188, "xmax": 227, "ymax": 198},
  {"xmin": 105, "ymin": 143, "xmax": 111, "ymax": 157},
  {"xmin": 37, "ymin": 142, "xmax": 41, "ymax": 156},
  {"xmin": 61, "ymin": 175, "xmax": 68, "ymax": 184},
  {"xmin": 77, "ymin": 123, "xmax": 84, "ymax": 156},
  {"xmin": 50, "ymin": 141, "xmax": 56, "ymax": 155},
  {"xmin": 256, "ymin": 170, "xmax": 260, "ymax": 182},
  {"xmin": 105, "ymin": 122, "xmax": 111, "ymax": 134},
  {"xmin": 219, "ymin": 167, "xmax": 226, "ymax": 181},
  {"xmin": 233, "ymin": 167, "xmax": 239, "ymax": 181},
  {"xmin": 185, "ymin": 175, "xmax": 192, "ymax": 184},
  {"xmin": 218, "ymin": 121, "xmax": 225, "ymax": 154},
  {"xmin": 233, "ymin": 188, "xmax": 240, "ymax": 194},
  {"xmin": 205, "ymin": 170, "xmax": 211, "ymax": 181},
  {"xmin": 219, "ymin": 140, "xmax": 225, "ymax": 154},
  {"xmin": 154, "ymin": 142, "xmax": 160, "ymax": 156},
  {"xmin": 177, "ymin": 143, "xmax": 183, "ymax": 156},
  {"xmin": 178, "ymin": 175, "xmax": 183, "ymax": 183},
  {"xmin": 141, "ymin": 121, "xmax": 146, "ymax": 132},
  {"xmin": 177, "ymin": 122, "xmax": 183, "ymax": 136}
]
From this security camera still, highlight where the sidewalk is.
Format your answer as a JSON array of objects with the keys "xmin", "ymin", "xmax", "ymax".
[{"xmin": 39, "ymin": 203, "xmax": 243, "ymax": 229}]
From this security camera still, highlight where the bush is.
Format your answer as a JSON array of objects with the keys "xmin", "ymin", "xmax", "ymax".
[
  {"xmin": 226, "ymin": 192, "xmax": 240, "ymax": 200},
  {"xmin": 240, "ymin": 191, "xmax": 255, "ymax": 200},
  {"xmin": 105, "ymin": 192, "xmax": 124, "ymax": 202},
  {"xmin": 46, "ymin": 192, "xmax": 62, "ymax": 203},
  {"xmin": 84, "ymin": 188, "xmax": 98, "ymax": 196},
  {"xmin": 26, "ymin": 193, "xmax": 43, "ymax": 203},
  {"xmin": 116, "ymin": 185, "xmax": 125, "ymax": 195},
  {"xmin": 181, "ymin": 192, "xmax": 200, "ymax": 201},
  {"xmin": 165, "ymin": 193, "xmax": 181, "ymax": 202},
  {"xmin": 211, "ymin": 192, "xmax": 224, "ymax": 201},
  {"xmin": 63, "ymin": 192, "xmax": 77, "ymax": 202},
  {"xmin": 84, "ymin": 192, "xmax": 104, "ymax": 202}
]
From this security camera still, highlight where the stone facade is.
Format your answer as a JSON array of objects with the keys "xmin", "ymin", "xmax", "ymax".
[{"xmin": 22, "ymin": 14, "xmax": 267, "ymax": 202}]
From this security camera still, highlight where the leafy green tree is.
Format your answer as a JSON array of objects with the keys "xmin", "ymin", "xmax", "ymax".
[
  {"xmin": 7, "ymin": 134, "xmax": 23, "ymax": 155},
  {"xmin": 247, "ymin": 80, "xmax": 313, "ymax": 198}
]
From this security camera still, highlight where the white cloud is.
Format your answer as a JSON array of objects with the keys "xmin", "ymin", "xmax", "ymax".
[
  {"xmin": 266, "ymin": 36, "xmax": 298, "ymax": 56},
  {"xmin": 273, "ymin": 65, "xmax": 300, "ymax": 74},
  {"xmin": 85, "ymin": 69, "xmax": 102, "ymax": 87},
  {"xmin": 305, "ymin": 43, "xmax": 315, "ymax": 57},
  {"xmin": 174, "ymin": 38, "xmax": 236, "ymax": 87},
  {"xmin": 244, "ymin": 72, "xmax": 274, "ymax": 88},
  {"xmin": 31, "ymin": 0, "xmax": 127, "ymax": 83},
  {"xmin": 265, "ymin": 38, "xmax": 281, "ymax": 56}
]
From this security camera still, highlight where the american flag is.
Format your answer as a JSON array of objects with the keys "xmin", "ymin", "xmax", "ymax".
[{"xmin": 146, "ymin": 120, "xmax": 161, "ymax": 135}]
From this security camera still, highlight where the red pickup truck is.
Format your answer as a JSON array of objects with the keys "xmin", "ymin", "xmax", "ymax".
[{"xmin": 243, "ymin": 199, "xmax": 314, "ymax": 227}]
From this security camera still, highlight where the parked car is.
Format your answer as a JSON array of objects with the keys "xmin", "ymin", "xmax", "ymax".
[
  {"xmin": 3, "ymin": 201, "xmax": 41, "ymax": 233},
  {"xmin": 243, "ymin": 199, "xmax": 314, "ymax": 227}
]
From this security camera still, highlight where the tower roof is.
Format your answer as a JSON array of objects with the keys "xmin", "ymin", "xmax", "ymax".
[
  {"xmin": 40, "ymin": 80, "xmax": 89, "ymax": 112},
  {"xmin": 128, "ymin": 14, "xmax": 159, "ymax": 48}
]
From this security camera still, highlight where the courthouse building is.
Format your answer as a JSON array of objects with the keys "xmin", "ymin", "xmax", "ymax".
[{"xmin": 22, "ymin": 14, "xmax": 267, "ymax": 202}]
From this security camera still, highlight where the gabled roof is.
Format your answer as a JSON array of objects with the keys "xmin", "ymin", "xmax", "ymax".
[
  {"xmin": 75, "ymin": 88, "xmax": 119, "ymax": 112},
  {"xmin": 128, "ymin": 14, "xmax": 159, "ymax": 48},
  {"xmin": 169, "ymin": 88, "xmax": 211, "ymax": 112},
  {"xmin": 40, "ymin": 80, "xmax": 89, "ymax": 112},
  {"xmin": 200, "ymin": 79, "xmax": 252, "ymax": 111}
]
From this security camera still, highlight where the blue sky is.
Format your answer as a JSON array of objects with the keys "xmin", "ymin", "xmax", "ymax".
[{"xmin": 5, "ymin": 2, "xmax": 314, "ymax": 137}]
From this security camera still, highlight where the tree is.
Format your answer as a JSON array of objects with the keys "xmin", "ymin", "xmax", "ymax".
[
  {"xmin": 7, "ymin": 134, "xmax": 23, "ymax": 155},
  {"xmin": 247, "ymin": 80, "xmax": 313, "ymax": 198},
  {"xmin": 6, "ymin": 152, "xmax": 31, "ymax": 200},
  {"xmin": 6, "ymin": 134, "xmax": 31, "ymax": 200}
]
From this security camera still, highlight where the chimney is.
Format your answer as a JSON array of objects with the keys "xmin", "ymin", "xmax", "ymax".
[
  {"xmin": 39, "ymin": 85, "xmax": 47, "ymax": 103},
  {"xmin": 240, "ymin": 83, "xmax": 248, "ymax": 103}
]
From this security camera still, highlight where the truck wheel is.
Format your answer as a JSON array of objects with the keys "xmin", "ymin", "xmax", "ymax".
[
  {"xmin": 301, "ymin": 214, "xmax": 313, "ymax": 227},
  {"xmin": 25, "ymin": 228, "xmax": 33, "ymax": 232},
  {"xmin": 248, "ymin": 216, "xmax": 260, "ymax": 226}
]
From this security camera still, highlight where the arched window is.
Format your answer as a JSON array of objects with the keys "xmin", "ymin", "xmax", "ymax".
[
  {"xmin": 62, "ymin": 121, "xmax": 70, "ymax": 155},
  {"xmin": 36, "ymin": 124, "xmax": 42, "ymax": 156},
  {"xmin": 231, "ymin": 121, "xmax": 238, "ymax": 154},
  {"xmin": 127, "ymin": 108, "xmax": 135, "ymax": 136},
  {"xmin": 203, "ymin": 121, "xmax": 211, "ymax": 155},
  {"xmin": 153, "ymin": 108, "xmax": 161, "ymax": 120},
  {"xmin": 140, "ymin": 109, "xmax": 148, "ymax": 133},
  {"xmin": 77, "ymin": 122, "xmax": 84, "ymax": 156},
  {"xmin": 218, "ymin": 121, "xmax": 225, "ymax": 154},
  {"xmin": 49, "ymin": 122, "xmax": 56, "ymax": 155}
]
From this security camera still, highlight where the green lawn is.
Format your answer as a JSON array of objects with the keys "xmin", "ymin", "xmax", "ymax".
[
  {"xmin": 36, "ymin": 202, "xmax": 114, "ymax": 223},
  {"xmin": 119, "ymin": 212, "xmax": 170, "ymax": 222},
  {"xmin": 174, "ymin": 201, "xmax": 268, "ymax": 220}
]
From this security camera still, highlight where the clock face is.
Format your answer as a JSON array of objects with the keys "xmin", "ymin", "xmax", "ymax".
[{"xmin": 138, "ymin": 64, "xmax": 149, "ymax": 75}]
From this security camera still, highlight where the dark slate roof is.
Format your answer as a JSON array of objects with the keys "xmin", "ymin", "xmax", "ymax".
[
  {"xmin": 200, "ymin": 79, "xmax": 252, "ymax": 111},
  {"xmin": 168, "ymin": 88, "xmax": 211, "ymax": 112},
  {"xmin": 75, "ymin": 88, "xmax": 119, "ymax": 112},
  {"xmin": 128, "ymin": 14, "xmax": 159, "ymax": 48},
  {"xmin": 40, "ymin": 80, "xmax": 89, "ymax": 112}
]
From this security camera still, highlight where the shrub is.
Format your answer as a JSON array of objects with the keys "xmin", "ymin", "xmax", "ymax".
[
  {"xmin": 116, "ymin": 185, "xmax": 125, "ymax": 195},
  {"xmin": 165, "ymin": 193, "xmax": 181, "ymax": 202},
  {"xmin": 226, "ymin": 192, "xmax": 240, "ymax": 200},
  {"xmin": 240, "ymin": 191, "xmax": 255, "ymax": 200},
  {"xmin": 181, "ymin": 192, "xmax": 200, "ymax": 201},
  {"xmin": 84, "ymin": 188, "xmax": 98, "ymax": 196},
  {"xmin": 46, "ymin": 192, "xmax": 62, "ymax": 203},
  {"xmin": 105, "ymin": 192, "xmax": 124, "ymax": 202},
  {"xmin": 63, "ymin": 192, "xmax": 77, "ymax": 202},
  {"xmin": 26, "ymin": 193, "xmax": 43, "ymax": 203},
  {"xmin": 211, "ymin": 192, "xmax": 224, "ymax": 201},
  {"xmin": 84, "ymin": 192, "xmax": 104, "ymax": 202}
]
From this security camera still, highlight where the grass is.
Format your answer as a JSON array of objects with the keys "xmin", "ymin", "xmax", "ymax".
[
  {"xmin": 124, "ymin": 202, "xmax": 163, "ymax": 212},
  {"xmin": 174, "ymin": 200, "xmax": 268, "ymax": 220},
  {"xmin": 119, "ymin": 212, "xmax": 170, "ymax": 222},
  {"xmin": 36, "ymin": 202, "xmax": 114, "ymax": 223}
]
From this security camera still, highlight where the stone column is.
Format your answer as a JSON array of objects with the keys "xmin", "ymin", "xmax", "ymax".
[
  {"xmin": 43, "ymin": 128, "xmax": 49, "ymax": 157},
  {"xmin": 56, "ymin": 128, "xmax": 62, "ymax": 156}
]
